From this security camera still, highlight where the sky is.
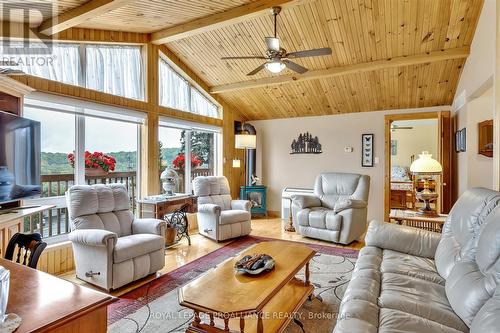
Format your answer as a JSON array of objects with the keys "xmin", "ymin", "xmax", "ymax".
[{"xmin": 23, "ymin": 108, "xmax": 182, "ymax": 153}]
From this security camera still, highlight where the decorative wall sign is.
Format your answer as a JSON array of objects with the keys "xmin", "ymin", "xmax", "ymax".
[
  {"xmin": 290, "ymin": 132, "xmax": 322, "ymax": 154},
  {"xmin": 362, "ymin": 134, "xmax": 374, "ymax": 167}
]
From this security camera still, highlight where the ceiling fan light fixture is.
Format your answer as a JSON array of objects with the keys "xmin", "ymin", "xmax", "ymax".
[{"xmin": 265, "ymin": 60, "xmax": 285, "ymax": 74}]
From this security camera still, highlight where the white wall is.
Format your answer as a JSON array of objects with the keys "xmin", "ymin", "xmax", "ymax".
[
  {"xmin": 455, "ymin": 87, "xmax": 494, "ymax": 194},
  {"xmin": 250, "ymin": 107, "xmax": 445, "ymax": 222},
  {"xmin": 452, "ymin": 0, "xmax": 496, "ymax": 193},
  {"xmin": 391, "ymin": 120, "xmax": 438, "ymax": 168}
]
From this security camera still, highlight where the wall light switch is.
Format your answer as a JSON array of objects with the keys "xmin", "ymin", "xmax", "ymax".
[
  {"xmin": 374, "ymin": 157, "xmax": 380, "ymax": 164},
  {"xmin": 344, "ymin": 147, "xmax": 353, "ymax": 153}
]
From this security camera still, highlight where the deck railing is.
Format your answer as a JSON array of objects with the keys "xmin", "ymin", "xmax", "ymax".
[{"xmin": 28, "ymin": 168, "xmax": 212, "ymax": 239}]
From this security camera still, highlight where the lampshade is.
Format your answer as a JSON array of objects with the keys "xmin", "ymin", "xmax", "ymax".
[
  {"xmin": 235, "ymin": 133, "xmax": 256, "ymax": 149},
  {"xmin": 232, "ymin": 159, "xmax": 241, "ymax": 168},
  {"xmin": 410, "ymin": 151, "xmax": 442, "ymax": 175}
]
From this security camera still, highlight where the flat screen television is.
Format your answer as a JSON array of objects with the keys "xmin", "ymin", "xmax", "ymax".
[{"xmin": 0, "ymin": 110, "xmax": 41, "ymax": 206}]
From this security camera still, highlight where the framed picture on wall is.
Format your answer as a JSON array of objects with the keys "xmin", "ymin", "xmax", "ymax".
[
  {"xmin": 362, "ymin": 134, "xmax": 374, "ymax": 167},
  {"xmin": 455, "ymin": 128, "xmax": 466, "ymax": 152},
  {"xmin": 460, "ymin": 128, "xmax": 467, "ymax": 152},
  {"xmin": 390, "ymin": 140, "xmax": 397, "ymax": 156}
]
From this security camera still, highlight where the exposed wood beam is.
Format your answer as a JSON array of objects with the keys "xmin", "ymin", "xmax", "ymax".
[
  {"xmin": 38, "ymin": 0, "xmax": 136, "ymax": 35},
  {"xmin": 151, "ymin": 0, "xmax": 311, "ymax": 45},
  {"xmin": 210, "ymin": 47, "xmax": 471, "ymax": 94}
]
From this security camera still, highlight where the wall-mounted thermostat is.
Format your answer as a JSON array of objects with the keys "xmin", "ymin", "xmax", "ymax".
[{"xmin": 344, "ymin": 146, "xmax": 354, "ymax": 153}]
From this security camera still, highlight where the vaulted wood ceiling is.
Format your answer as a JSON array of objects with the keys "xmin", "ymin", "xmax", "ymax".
[{"xmin": 3, "ymin": 0, "xmax": 484, "ymax": 120}]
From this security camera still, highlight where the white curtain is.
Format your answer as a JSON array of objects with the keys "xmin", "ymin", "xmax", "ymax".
[
  {"xmin": 159, "ymin": 59, "xmax": 190, "ymax": 111},
  {"xmin": 86, "ymin": 45, "xmax": 144, "ymax": 100},
  {"xmin": 10, "ymin": 43, "xmax": 81, "ymax": 85},
  {"xmin": 191, "ymin": 87, "xmax": 220, "ymax": 118}
]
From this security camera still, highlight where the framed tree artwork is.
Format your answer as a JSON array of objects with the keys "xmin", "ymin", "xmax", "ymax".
[{"xmin": 362, "ymin": 134, "xmax": 374, "ymax": 167}]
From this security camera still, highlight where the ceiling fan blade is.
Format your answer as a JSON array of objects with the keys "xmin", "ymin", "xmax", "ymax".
[
  {"xmin": 247, "ymin": 63, "xmax": 266, "ymax": 76},
  {"xmin": 221, "ymin": 56, "xmax": 267, "ymax": 60},
  {"xmin": 265, "ymin": 37, "xmax": 280, "ymax": 52},
  {"xmin": 282, "ymin": 60, "xmax": 308, "ymax": 74},
  {"xmin": 286, "ymin": 47, "xmax": 332, "ymax": 59}
]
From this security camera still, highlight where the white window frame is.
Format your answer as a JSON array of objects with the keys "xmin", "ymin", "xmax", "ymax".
[
  {"xmin": 159, "ymin": 117, "xmax": 222, "ymax": 194},
  {"xmin": 159, "ymin": 53, "xmax": 222, "ymax": 119}
]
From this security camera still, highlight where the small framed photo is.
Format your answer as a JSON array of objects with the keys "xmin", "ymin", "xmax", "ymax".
[
  {"xmin": 455, "ymin": 128, "xmax": 467, "ymax": 152},
  {"xmin": 362, "ymin": 134, "xmax": 374, "ymax": 167}
]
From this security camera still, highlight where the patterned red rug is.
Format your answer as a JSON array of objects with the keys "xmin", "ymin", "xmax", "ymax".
[{"xmin": 108, "ymin": 235, "xmax": 359, "ymax": 326}]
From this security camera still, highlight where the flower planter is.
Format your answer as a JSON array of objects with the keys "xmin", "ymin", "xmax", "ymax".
[
  {"xmin": 85, "ymin": 168, "xmax": 109, "ymax": 177},
  {"xmin": 165, "ymin": 227, "xmax": 178, "ymax": 246}
]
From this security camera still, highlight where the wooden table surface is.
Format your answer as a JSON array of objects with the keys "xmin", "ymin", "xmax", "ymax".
[
  {"xmin": 0, "ymin": 258, "xmax": 114, "ymax": 333},
  {"xmin": 179, "ymin": 241, "xmax": 315, "ymax": 315}
]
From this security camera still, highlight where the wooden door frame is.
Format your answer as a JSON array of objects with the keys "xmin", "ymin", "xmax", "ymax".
[{"xmin": 384, "ymin": 111, "xmax": 452, "ymax": 221}]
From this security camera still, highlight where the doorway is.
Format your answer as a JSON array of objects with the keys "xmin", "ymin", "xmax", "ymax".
[{"xmin": 384, "ymin": 111, "xmax": 452, "ymax": 221}]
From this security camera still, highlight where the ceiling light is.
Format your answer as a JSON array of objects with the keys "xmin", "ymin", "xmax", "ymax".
[{"xmin": 265, "ymin": 60, "xmax": 285, "ymax": 74}]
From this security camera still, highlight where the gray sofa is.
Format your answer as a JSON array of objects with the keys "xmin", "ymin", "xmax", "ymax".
[
  {"xmin": 193, "ymin": 176, "xmax": 252, "ymax": 242},
  {"xmin": 334, "ymin": 187, "xmax": 500, "ymax": 333},
  {"xmin": 66, "ymin": 184, "xmax": 166, "ymax": 291},
  {"xmin": 292, "ymin": 172, "xmax": 370, "ymax": 244}
]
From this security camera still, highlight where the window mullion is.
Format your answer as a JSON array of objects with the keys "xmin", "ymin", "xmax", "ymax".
[
  {"xmin": 185, "ymin": 130, "xmax": 192, "ymax": 194},
  {"xmin": 74, "ymin": 114, "xmax": 85, "ymax": 185}
]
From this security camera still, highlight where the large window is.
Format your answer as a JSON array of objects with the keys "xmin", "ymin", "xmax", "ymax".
[
  {"xmin": 159, "ymin": 58, "xmax": 221, "ymax": 119},
  {"xmin": 23, "ymin": 93, "xmax": 145, "ymax": 240},
  {"xmin": 10, "ymin": 43, "xmax": 144, "ymax": 100},
  {"xmin": 159, "ymin": 118, "xmax": 221, "ymax": 194}
]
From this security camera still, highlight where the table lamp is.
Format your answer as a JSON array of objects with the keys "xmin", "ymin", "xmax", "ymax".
[
  {"xmin": 410, "ymin": 151, "xmax": 442, "ymax": 217},
  {"xmin": 235, "ymin": 132, "xmax": 256, "ymax": 199}
]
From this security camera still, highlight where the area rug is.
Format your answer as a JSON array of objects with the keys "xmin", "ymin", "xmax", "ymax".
[{"xmin": 108, "ymin": 236, "xmax": 358, "ymax": 333}]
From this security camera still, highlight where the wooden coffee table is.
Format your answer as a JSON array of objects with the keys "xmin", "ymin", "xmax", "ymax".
[{"xmin": 179, "ymin": 241, "xmax": 316, "ymax": 333}]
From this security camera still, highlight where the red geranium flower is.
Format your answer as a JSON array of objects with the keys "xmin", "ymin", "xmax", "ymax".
[{"xmin": 67, "ymin": 151, "xmax": 117, "ymax": 172}]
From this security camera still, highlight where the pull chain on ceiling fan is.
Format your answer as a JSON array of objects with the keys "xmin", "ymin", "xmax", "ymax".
[{"xmin": 221, "ymin": 6, "xmax": 333, "ymax": 76}]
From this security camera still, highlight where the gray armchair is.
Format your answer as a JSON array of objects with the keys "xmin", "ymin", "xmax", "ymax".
[
  {"xmin": 193, "ymin": 176, "xmax": 252, "ymax": 242},
  {"xmin": 66, "ymin": 184, "xmax": 166, "ymax": 291},
  {"xmin": 292, "ymin": 172, "xmax": 370, "ymax": 244}
]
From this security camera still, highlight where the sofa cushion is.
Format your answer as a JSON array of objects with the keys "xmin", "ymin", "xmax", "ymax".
[
  {"xmin": 379, "ymin": 272, "xmax": 468, "ymax": 332},
  {"xmin": 296, "ymin": 207, "xmax": 341, "ymax": 230},
  {"xmin": 445, "ymin": 205, "xmax": 500, "ymax": 327},
  {"xmin": 381, "ymin": 250, "xmax": 445, "ymax": 285},
  {"xmin": 435, "ymin": 187, "xmax": 500, "ymax": 279},
  {"xmin": 313, "ymin": 173, "xmax": 370, "ymax": 209},
  {"xmin": 378, "ymin": 308, "xmax": 465, "ymax": 333},
  {"xmin": 220, "ymin": 210, "xmax": 251, "ymax": 225},
  {"xmin": 114, "ymin": 234, "xmax": 164, "ymax": 263}
]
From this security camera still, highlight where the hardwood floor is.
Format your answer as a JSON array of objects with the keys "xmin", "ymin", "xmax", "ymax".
[{"xmin": 60, "ymin": 217, "xmax": 364, "ymax": 296}]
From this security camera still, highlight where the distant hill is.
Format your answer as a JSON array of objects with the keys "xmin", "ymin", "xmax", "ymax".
[{"xmin": 41, "ymin": 147, "xmax": 182, "ymax": 175}]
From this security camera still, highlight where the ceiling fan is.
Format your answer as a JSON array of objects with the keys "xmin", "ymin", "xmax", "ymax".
[
  {"xmin": 391, "ymin": 124, "xmax": 414, "ymax": 132},
  {"xmin": 221, "ymin": 6, "xmax": 332, "ymax": 76}
]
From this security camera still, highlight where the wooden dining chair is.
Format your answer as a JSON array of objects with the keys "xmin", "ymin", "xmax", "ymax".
[{"xmin": 4, "ymin": 233, "xmax": 47, "ymax": 269}]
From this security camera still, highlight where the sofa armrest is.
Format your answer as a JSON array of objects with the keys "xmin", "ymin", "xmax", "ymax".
[
  {"xmin": 334, "ymin": 199, "xmax": 367, "ymax": 213},
  {"xmin": 132, "ymin": 218, "xmax": 166, "ymax": 236},
  {"xmin": 231, "ymin": 200, "xmax": 251, "ymax": 212},
  {"xmin": 365, "ymin": 220, "xmax": 441, "ymax": 259},
  {"xmin": 198, "ymin": 203, "xmax": 222, "ymax": 215},
  {"xmin": 291, "ymin": 194, "xmax": 322, "ymax": 209},
  {"xmin": 69, "ymin": 229, "xmax": 117, "ymax": 247}
]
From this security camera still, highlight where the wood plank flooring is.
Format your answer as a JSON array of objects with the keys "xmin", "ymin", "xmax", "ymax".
[{"xmin": 60, "ymin": 217, "xmax": 364, "ymax": 296}]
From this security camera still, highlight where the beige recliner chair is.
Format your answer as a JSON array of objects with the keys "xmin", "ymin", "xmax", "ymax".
[
  {"xmin": 292, "ymin": 172, "xmax": 370, "ymax": 244},
  {"xmin": 66, "ymin": 184, "xmax": 166, "ymax": 291},
  {"xmin": 193, "ymin": 176, "xmax": 252, "ymax": 242}
]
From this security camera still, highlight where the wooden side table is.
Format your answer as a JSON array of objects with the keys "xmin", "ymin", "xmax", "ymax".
[
  {"xmin": 137, "ymin": 195, "xmax": 197, "ymax": 247},
  {"xmin": 389, "ymin": 209, "xmax": 447, "ymax": 233}
]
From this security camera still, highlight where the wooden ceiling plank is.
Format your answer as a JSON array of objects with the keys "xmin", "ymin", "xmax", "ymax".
[
  {"xmin": 38, "ymin": 0, "xmax": 136, "ymax": 35},
  {"xmin": 151, "ymin": 0, "xmax": 313, "ymax": 44},
  {"xmin": 211, "ymin": 47, "xmax": 469, "ymax": 93}
]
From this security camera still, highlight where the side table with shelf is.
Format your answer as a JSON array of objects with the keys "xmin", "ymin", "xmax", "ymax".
[
  {"xmin": 389, "ymin": 209, "xmax": 447, "ymax": 233},
  {"xmin": 137, "ymin": 194, "xmax": 197, "ymax": 247}
]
